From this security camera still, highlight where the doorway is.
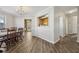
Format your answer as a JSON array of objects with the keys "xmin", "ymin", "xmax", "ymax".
[{"xmin": 65, "ymin": 15, "xmax": 77, "ymax": 35}]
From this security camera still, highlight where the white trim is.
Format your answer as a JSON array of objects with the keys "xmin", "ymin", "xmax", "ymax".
[
  {"xmin": 77, "ymin": 40, "xmax": 79, "ymax": 43},
  {"xmin": 37, "ymin": 35, "xmax": 54, "ymax": 44}
]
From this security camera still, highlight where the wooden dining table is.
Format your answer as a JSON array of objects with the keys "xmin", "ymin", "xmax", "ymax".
[
  {"xmin": 0, "ymin": 28, "xmax": 24, "ymax": 51},
  {"xmin": 0, "ymin": 32, "xmax": 7, "ymax": 38},
  {"xmin": 0, "ymin": 31, "xmax": 19, "ymax": 41},
  {"xmin": 0, "ymin": 30, "xmax": 20, "ymax": 36}
]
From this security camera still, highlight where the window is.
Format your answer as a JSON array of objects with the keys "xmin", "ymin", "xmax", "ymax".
[{"xmin": 0, "ymin": 16, "xmax": 5, "ymax": 29}]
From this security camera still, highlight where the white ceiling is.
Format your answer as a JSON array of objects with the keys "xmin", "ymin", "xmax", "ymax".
[
  {"xmin": 0, "ymin": 6, "xmax": 77, "ymax": 17},
  {"xmin": 0, "ymin": 6, "xmax": 49, "ymax": 17},
  {"xmin": 55, "ymin": 6, "xmax": 77, "ymax": 13}
]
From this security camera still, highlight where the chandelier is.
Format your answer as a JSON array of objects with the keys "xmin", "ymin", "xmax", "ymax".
[{"xmin": 16, "ymin": 6, "xmax": 29, "ymax": 15}]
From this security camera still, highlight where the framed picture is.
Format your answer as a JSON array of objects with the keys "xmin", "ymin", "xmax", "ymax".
[{"xmin": 38, "ymin": 14, "xmax": 48, "ymax": 26}]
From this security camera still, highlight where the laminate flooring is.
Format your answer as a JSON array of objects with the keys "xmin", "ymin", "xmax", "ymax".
[{"xmin": 8, "ymin": 32, "xmax": 79, "ymax": 53}]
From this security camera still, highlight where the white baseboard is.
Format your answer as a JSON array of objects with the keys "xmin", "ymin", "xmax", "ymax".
[
  {"xmin": 36, "ymin": 35, "xmax": 54, "ymax": 44},
  {"xmin": 76, "ymin": 40, "xmax": 79, "ymax": 43}
]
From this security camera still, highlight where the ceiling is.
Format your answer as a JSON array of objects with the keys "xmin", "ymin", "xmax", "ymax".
[
  {"xmin": 0, "ymin": 6, "xmax": 49, "ymax": 17},
  {"xmin": 55, "ymin": 6, "xmax": 77, "ymax": 13},
  {"xmin": 0, "ymin": 6, "xmax": 77, "ymax": 17}
]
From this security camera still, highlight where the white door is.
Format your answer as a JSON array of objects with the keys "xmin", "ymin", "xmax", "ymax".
[
  {"xmin": 59, "ymin": 16, "xmax": 64, "ymax": 37},
  {"xmin": 72, "ymin": 16, "xmax": 77, "ymax": 33}
]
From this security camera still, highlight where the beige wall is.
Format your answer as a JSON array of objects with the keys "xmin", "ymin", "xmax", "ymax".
[
  {"xmin": 0, "ymin": 10, "xmax": 15, "ymax": 28},
  {"xmin": 77, "ymin": 7, "xmax": 79, "ymax": 42}
]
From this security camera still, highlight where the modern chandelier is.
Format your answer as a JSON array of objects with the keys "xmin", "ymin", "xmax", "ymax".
[{"xmin": 16, "ymin": 6, "xmax": 29, "ymax": 15}]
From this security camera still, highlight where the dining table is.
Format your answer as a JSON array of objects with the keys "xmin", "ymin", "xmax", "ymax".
[
  {"xmin": 0, "ymin": 28, "xmax": 24, "ymax": 51},
  {"xmin": 0, "ymin": 32, "xmax": 7, "ymax": 38}
]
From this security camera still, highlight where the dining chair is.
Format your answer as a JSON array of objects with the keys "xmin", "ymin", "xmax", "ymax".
[
  {"xmin": 0, "ymin": 37, "xmax": 4, "ymax": 48},
  {"xmin": 0, "ymin": 35, "xmax": 9, "ymax": 51},
  {"xmin": 7, "ymin": 28, "xmax": 17, "ymax": 46},
  {"xmin": 17, "ymin": 28, "xmax": 23, "ymax": 41}
]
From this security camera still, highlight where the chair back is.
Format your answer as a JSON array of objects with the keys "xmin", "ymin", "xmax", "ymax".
[
  {"xmin": 17, "ymin": 28, "xmax": 23, "ymax": 36},
  {"xmin": 18, "ymin": 28, "xmax": 23, "ymax": 32},
  {"xmin": 7, "ymin": 27, "xmax": 17, "ymax": 39}
]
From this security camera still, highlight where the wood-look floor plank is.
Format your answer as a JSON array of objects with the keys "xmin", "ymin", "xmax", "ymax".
[{"xmin": 7, "ymin": 33, "xmax": 79, "ymax": 53}]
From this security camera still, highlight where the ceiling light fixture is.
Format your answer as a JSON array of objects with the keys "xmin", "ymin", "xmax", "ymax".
[{"xmin": 16, "ymin": 6, "xmax": 30, "ymax": 15}]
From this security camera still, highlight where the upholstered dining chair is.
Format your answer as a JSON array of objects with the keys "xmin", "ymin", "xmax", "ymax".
[
  {"xmin": 17, "ymin": 28, "xmax": 23, "ymax": 41},
  {"xmin": 7, "ymin": 28, "xmax": 17, "ymax": 46},
  {"xmin": 0, "ymin": 35, "xmax": 9, "ymax": 51}
]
